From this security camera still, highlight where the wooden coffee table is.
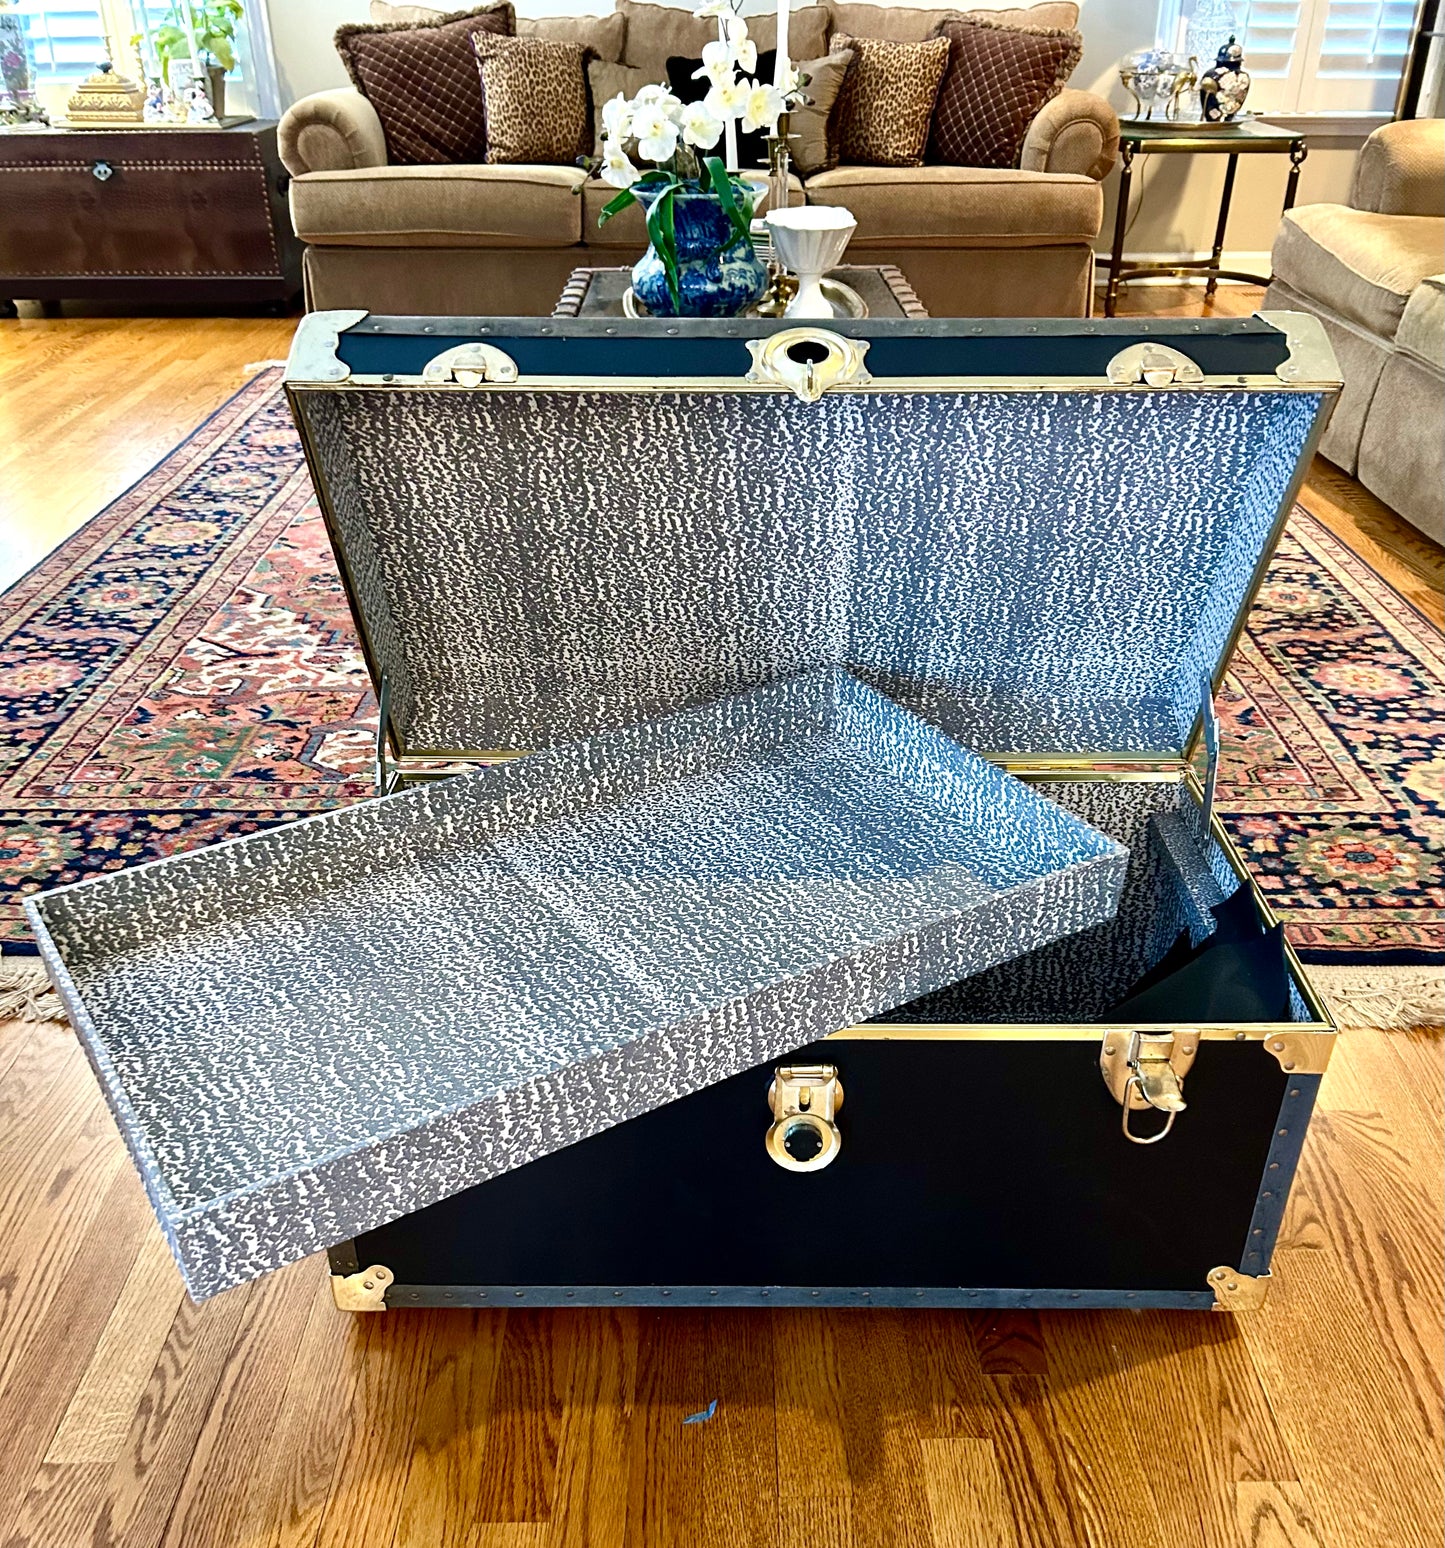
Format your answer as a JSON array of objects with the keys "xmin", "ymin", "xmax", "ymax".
[{"xmin": 554, "ymin": 263, "xmax": 929, "ymax": 319}]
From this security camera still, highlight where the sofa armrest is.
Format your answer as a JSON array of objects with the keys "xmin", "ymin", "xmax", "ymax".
[
  {"xmin": 1350, "ymin": 118, "xmax": 1445, "ymax": 217},
  {"xmin": 279, "ymin": 88, "xmax": 388, "ymax": 177},
  {"xmin": 1019, "ymin": 89, "xmax": 1119, "ymax": 182}
]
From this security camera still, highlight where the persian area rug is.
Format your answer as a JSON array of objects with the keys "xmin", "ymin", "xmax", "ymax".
[{"xmin": 3, "ymin": 371, "xmax": 1441, "ymax": 1027}]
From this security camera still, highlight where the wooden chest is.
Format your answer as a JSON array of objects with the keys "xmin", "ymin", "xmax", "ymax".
[{"xmin": 0, "ymin": 122, "xmax": 301, "ymax": 312}]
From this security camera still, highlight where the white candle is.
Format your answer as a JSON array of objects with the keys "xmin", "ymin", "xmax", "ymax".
[{"xmin": 774, "ymin": 0, "xmax": 791, "ymax": 88}]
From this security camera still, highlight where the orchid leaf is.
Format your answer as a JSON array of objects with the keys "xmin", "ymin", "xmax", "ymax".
[{"xmin": 645, "ymin": 183, "xmax": 681, "ymax": 310}]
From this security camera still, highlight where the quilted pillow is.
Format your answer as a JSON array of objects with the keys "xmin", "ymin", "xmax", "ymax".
[
  {"xmin": 474, "ymin": 33, "xmax": 591, "ymax": 165},
  {"xmin": 927, "ymin": 16, "xmax": 1081, "ymax": 168},
  {"xmin": 335, "ymin": 3, "xmax": 515, "ymax": 165},
  {"xmin": 831, "ymin": 33, "xmax": 949, "ymax": 168}
]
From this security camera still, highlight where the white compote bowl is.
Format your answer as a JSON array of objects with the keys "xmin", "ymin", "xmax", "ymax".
[{"xmin": 764, "ymin": 206, "xmax": 858, "ymax": 319}]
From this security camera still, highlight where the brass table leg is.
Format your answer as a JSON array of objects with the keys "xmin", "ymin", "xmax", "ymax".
[{"xmin": 1204, "ymin": 152, "xmax": 1239, "ymax": 304}]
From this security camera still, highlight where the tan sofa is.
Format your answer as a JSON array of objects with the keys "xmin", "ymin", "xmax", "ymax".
[
  {"xmin": 1265, "ymin": 118, "xmax": 1445, "ymax": 541},
  {"xmin": 277, "ymin": 1, "xmax": 1118, "ymax": 318}
]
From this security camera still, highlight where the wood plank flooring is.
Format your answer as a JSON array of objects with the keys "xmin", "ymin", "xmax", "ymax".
[{"xmin": 1, "ymin": 288, "xmax": 1441, "ymax": 1546}]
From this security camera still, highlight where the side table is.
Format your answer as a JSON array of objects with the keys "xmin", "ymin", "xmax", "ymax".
[
  {"xmin": 1100, "ymin": 118, "xmax": 1307, "ymax": 317},
  {"xmin": 554, "ymin": 263, "xmax": 929, "ymax": 318},
  {"xmin": 0, "ymin": 121, "xmax": 301, "ymax": 315}
]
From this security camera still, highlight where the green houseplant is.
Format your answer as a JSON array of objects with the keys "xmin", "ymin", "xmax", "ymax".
[{"xmin": 149, "ymin": 0, "xmax": 243, "ymax": 114}]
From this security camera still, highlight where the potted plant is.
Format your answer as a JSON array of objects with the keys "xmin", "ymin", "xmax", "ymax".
[
  {"xmin": 150, "ymin": 0, "xmax": 243, "ymax": 118},
  {"xmin": 592, "ymin": 0, "xmax": 796, "ymax": 317}
]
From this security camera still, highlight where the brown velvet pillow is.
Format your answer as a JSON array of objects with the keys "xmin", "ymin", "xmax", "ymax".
[
  {"xmin": 831, "ymin": 33, "xmax": 949, "ymax": 168},
  {"xmin": 335, "ymin": 3, "xmax": 515, "ymax": 165},
  {"xmin": 474, "ymin": 33, "xmax": 591, "ymax": 165},
  {"xmin": 927, "ymin": 16, "xmax": 1081, "ymax": 168}
]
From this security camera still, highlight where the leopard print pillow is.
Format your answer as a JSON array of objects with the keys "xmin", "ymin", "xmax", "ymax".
[
  {"xmin": 472, "ymin": 33, "xmax": 591, "ymax": 165},
  {"xmin": 830, "ymin": 33, "xmax": 949, "ymax": 167}
]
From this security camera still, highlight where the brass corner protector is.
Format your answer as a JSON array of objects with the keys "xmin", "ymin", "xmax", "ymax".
[
  {"xmin": 1208, "ymin": 1266, "xmax": 1271, "ymax": 1312},
  {"xmin": 331, "ymin": 1263, "xmax": 393, "ymax": 1312},
  {"xmin": 1261, "ymin": 1031, "xmax": 1335, "ymax": 1076}
]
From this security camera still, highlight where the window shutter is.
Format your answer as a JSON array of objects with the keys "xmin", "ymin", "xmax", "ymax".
[{"xmin": 16, "ymin": 2, "xmax": 109, "ymax": 82}]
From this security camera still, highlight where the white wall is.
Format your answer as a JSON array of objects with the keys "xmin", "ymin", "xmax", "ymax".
[{"xmin": 264, "ymin": 0, "xmax": 1365, "ymax": 263}]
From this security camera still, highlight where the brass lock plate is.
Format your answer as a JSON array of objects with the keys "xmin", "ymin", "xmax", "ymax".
[
  {"xmin": 745, "ymin": 330, "xmax": 871, "ymax": 403},
  {"xmin": 766, "ymin": 1064, "xmax": 843, "ymax": 1171}
]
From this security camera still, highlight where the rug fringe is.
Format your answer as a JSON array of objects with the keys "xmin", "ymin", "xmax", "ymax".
[
  {"xmin": 1311, "ymin": 965, "xmax": 1444, "ymax": 1031},
  {"xmin": 0, "ymin": 960, "xmax": 65, "ymax": 1023}
]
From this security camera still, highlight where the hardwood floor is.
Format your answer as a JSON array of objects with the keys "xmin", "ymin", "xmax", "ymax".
[{"xmin": 0, "ymin": 290, "xmax": 1441, "ymax": 1547}]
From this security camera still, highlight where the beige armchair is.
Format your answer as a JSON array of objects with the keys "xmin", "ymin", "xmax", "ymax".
[
  {"xmin": 1266, "ymin": 118, "xmax": 1445, "ymax": 540},
  {"xmin": 277, "ymin": 3, "xmax": 1118, "ymax": 319}
]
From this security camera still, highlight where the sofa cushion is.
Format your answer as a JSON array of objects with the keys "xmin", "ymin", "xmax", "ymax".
[
  {"xmin": 1396, "ymin": 274, "xmax": 1445, "ymax": 371},
  {"xmin": 335, "ymin": 3, "xmax": 514, "ymax": 165},
  {"xmin": 826, "ymin": 2, "xmax": 1078, "ymax": 43},
  {"xmin": 619, "ymin": 0, "xmax": 828, "ymax": 76},
  {"xmin": 832, "ymin": 34, "xmax": 949, "ymax": 167},
  {"xmin": 290, "ymin": 163, "xmax": 585, "ymax": 247},
  {"xmin": 803, "ymin": 164, "xmax": 1098, "ymax": 245},
  {"xmin": 473, "ymin": 34, "xmax": 591, "ymax": 165},
  {"xmin": 1271, "ymin": 203, "xmax": 1445, "ymax": 340},
  {"xmin": 928, "ymin": 16, "xmax": 1080, "ymax": 169},
  {"xmin": 371, "ymin": 0, "xmax": 627, "ymax": 60}
]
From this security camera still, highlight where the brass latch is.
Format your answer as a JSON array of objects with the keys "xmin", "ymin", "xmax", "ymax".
[
  {"xmin": 421, "ymin": 341, "xmax": 520, "ymax": 387},
  {"xmin": 746, "ymin": 329, "xmax": 872, "ymax": 403},
  {"xmin": 766, "ymin": 1064, "xmax": 843, "ymax": 1171},
  {"xmin": 1106, "ymin": 342, "xmax": 1205, "ymax": 388},
  {"xmin": 1100, "ymin": 1031, "xmax": 1199, "ymax": 1144}
]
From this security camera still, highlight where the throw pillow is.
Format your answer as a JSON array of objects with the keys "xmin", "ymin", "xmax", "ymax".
[
  {"xmin": 369, "ymin": 0, "xmax": 626, "ymax": 58},
  {"xmin": 830, "ymin": 33, "xmax": 949, "ymax": 167},
  {"xmin": 826, "ymin": 3, "xmax": 1079, "ymax": 42},
  {"xmin": 665, "ymin": 50, "xmax": 777, "ymax": 168},
  {"xmin": 619, "ymin": 0, "xmax": 828, "ymax": 78},
  {"xmin": 587, "ymin": 59, "xmax": 655, "ymax": 151},
  {"xmin": 473, "ymin": 33, "xmax": 591, "ymax": 165},
  {"xmin": 336, "ymin": 3, "xmax": 515, "ymax": 165},
  {"xmin": 788, "ymin": 50, "xmax": 854, "ymax": 175},
  {"xmin": 928, "ymin": 15, "xmax": 1082, "ymax": 168}
]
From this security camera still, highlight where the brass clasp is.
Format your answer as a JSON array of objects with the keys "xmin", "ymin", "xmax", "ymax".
[
  {"xmin": 421, "ymin": 342, "xmax": 520, "ymax": 387},
  {"xmin": 1105, "ymin": 342, "xmax": 1205, "ymax": 388},
  {"xmin": 766, "ymin": 1064, "xmax": 843, "ymax": 1171},
  {"xmin": 1100, "ymin": 1031, "xmax": 1199, "ymax": 1145},
  {"xmin": 745, "ymin": 330, "xmax": 871, "ymax": 403}
]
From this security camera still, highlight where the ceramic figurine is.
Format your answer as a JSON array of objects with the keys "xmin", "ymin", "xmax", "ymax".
[
  {"xmin": 1199, "ymin": 35, "xmax": 1250, "ymax": 123},
  {"xmin": 143, "ymin": 76, "xmax": 166, "ymax": 122},
  {"xmin": 186, "ymin": 79, "xmax": 216, "ymax": 123}
]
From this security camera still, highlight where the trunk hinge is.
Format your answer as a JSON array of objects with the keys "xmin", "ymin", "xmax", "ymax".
[
  {"xmin": 1106, "ymin": 342, "xmax": 1205, "ymax": 387},
  {"xmin": 421, "ymin": 342, "xmax": 519, "ymax": 386},
  {"xmin": 1100, "ymin": 1030, "xmax": 1200, "ymax": 1144}
]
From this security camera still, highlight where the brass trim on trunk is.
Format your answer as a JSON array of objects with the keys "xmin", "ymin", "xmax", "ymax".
[
  {"xmin": 1208, "ymin": 1266, "xmax": 1271, "ymax": 1311},
  {"xmin": 330, "ymin": 1263, "xmax": 393, "ymax": 1312}
]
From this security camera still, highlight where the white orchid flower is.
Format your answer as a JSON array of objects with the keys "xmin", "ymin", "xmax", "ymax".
[
  {"xmin": 633, "ymin": 82, "xmax": 674, "ymax": 106},
  {"xmin": 691, "ymin": 0, "xmax": 732, "ymax": 17},
  {"xmin": 733, "ymin": 36, "xmax": 757, "ymax": 73},
  {"xmin": 704, "ymin": 77, "xmax": 750, "ymax": 119},
  {"xmin": 777, "ymin": 64, "xmax": 803, "ymax": 100},
  {"xmin": 600, "ymin": 137, "xmax": 640, "ymax": 188},
  {"xmin": 741, "ymin": 80, "xmax": 785, "ymax": 134},
  {"xmin": 724, "ymin": 10, "xmax": 749, "ymax": 46},
  {"xmin": 631, "ymin": 103, "xmax": 680, "ymax": 162},
  {"xmin": 679, "ymin": 100, "xmax": 724, "ymax": 149},
  {"xmin": 600, "ymin": 92, "xmax": 632, "ymax": 142},
  {"xmin": 692, "ymin": 39, "xmax": 734, "ymax": 86}
]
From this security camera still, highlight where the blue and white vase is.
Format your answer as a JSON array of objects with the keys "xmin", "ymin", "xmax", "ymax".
[{"xmin": 631, "ymin": 182, "xmax": 769, "ymax": 319}]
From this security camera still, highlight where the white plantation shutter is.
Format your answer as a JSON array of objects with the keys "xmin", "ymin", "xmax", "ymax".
[
  {"xmin": 15, "ymin": 2, "xmax": 109, "ymax": 82},
  {"xmin": 1163, "ymin": 0, "xmax": 1415, "ymax": 111}
]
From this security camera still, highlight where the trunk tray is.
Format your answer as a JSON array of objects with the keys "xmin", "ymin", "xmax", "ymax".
[{"xmin": 28, "ymin": 670, "xmax": 1125, "ymax": 1298}]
